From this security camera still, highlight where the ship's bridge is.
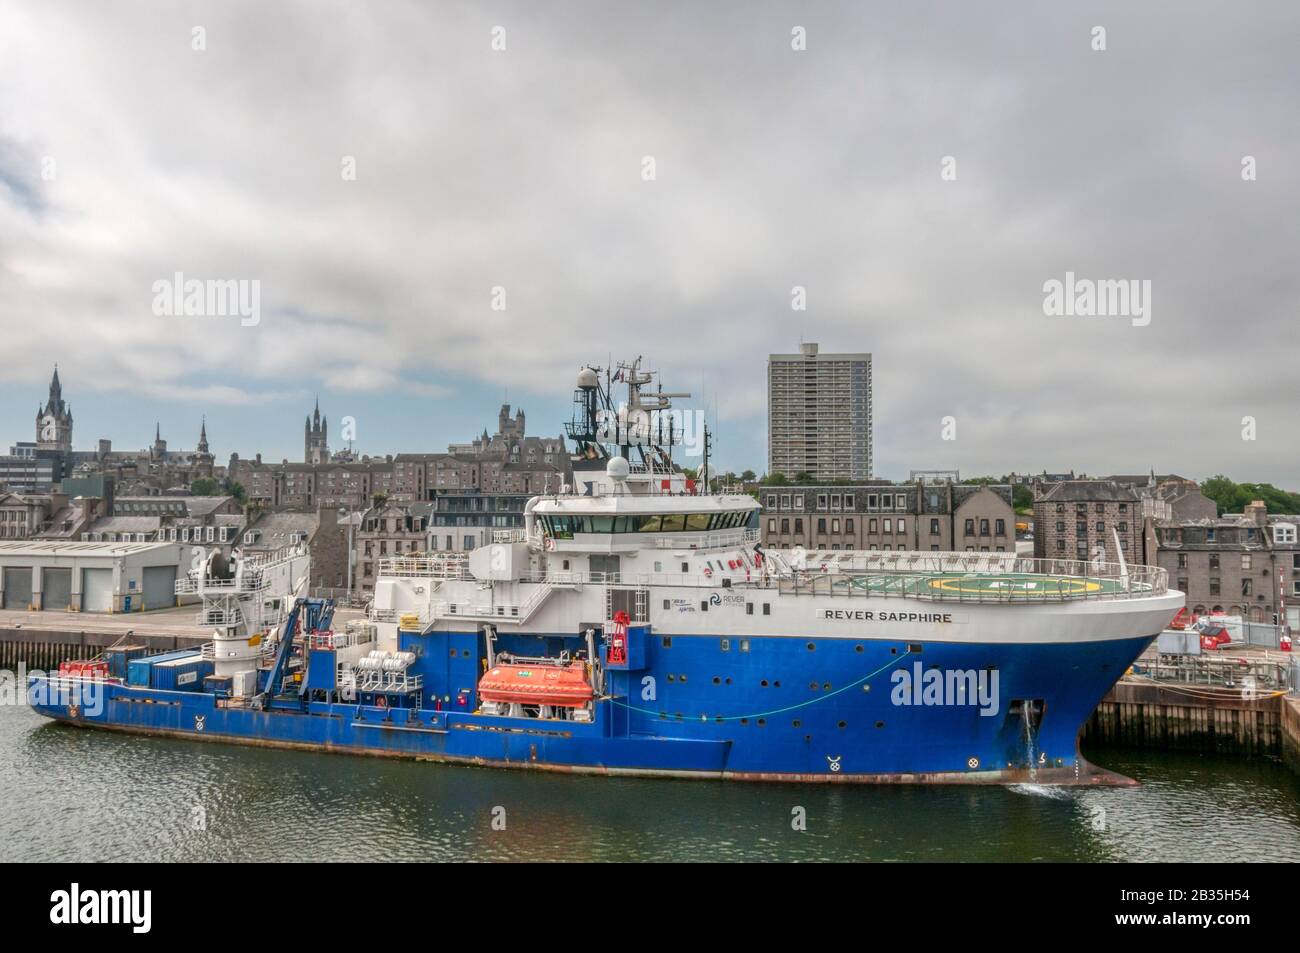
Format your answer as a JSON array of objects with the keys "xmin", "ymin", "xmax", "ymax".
[{"xmin": 528, "ymin": 492, "xmax": 760, "ymax": 554}]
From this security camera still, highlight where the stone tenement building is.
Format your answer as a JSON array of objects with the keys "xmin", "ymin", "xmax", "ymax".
[
  {"xmin": 353, "ymin": 501, "xmax": 433, "ymax": 595},
  {"xmin": 1152, "ymin": 500, "xmax": 1300, "ymax": 626},
  {"xmin": 1033, "ymin": 480, "xmax": 1142, "ymax": 564},
  {"xmin": 760, "ymin": 482, "xmax": 1014, "ymax": 552},
  {"xmin": 228, "ymin": 402, "xmax": 570, "ymax": 510}
]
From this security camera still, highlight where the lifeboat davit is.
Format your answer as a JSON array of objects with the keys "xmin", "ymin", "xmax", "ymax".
[{"xmin": 477, "ymin": 663, "xmax": 594, "ymax": 707}]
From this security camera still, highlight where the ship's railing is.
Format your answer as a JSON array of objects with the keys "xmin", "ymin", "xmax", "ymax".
[
  {"xmin": 770, "ymin": 551, "xmax": 1167, "ymax": 603},
  {"xmin": 435, "ymin": 581, "xmax": 556, "ymax": 623},
  {"xmin": 175, "ymin": 572, "xmax": 270, "ymax": 595},
  {"xmin": 492, "ymin": 529, "xmax": 529, "ymax": 543},
  {"xmin": 367, "ymin": 607, "xmax": 433, "ymax": 626},
  {"xmin": 305, "ymin": 628, "xmax": 374, "ymax": 651},
  {"xmin": 354, "ymin": 670, "xmax": 423, "ymax": 694},
  {"xmin": 196, "ymin": 605, "xmax": 242, "ymax": 627},
  {"xmin": 652, "ymin": 528, "xmax": 760, "ymax": 550},
  {"xmin": 378, "ymin": 553, "xmax": 472, "ymax": 580}
]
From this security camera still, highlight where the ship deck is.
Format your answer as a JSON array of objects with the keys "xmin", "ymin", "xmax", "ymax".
[{"xmin": 836, "ymin": 571, "xmax": 1136, "ymax": 599}]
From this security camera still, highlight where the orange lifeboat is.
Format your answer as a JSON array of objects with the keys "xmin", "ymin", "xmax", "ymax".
[{"xmin": 477, "ymin": 663, "xmax": 594, "ymax": 707}]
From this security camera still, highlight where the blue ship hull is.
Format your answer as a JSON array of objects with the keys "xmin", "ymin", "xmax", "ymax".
[{"xmin": 27, "ymin": 628, "xmax": 1153, "ymax": 784}]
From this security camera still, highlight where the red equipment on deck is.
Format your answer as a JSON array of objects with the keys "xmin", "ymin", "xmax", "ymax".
[
  {"xmin": 58, "ymin": 660, "xmax": 110, "ymax": 680},
  {"xmin": 607, "ymin": 611, "xmax": 630, "ymax": 665},
  {"xmin": 478, "ymin": 662, "xmax": 594, "ymax": 707}
]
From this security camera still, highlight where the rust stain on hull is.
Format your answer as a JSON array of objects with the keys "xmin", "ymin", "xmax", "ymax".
[{"xmin": 40, "ymin": 715, "xmax": 1136, "ymax": 786}]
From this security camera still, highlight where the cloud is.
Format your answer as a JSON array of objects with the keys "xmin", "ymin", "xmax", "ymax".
[{"xmin": 1, "ymin": 1, "xmax": 1298, "ymax": 481}]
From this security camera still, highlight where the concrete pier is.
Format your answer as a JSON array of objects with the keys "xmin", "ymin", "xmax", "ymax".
[{"xmin": 1084, "ymin": 680, "xmax": 1286, "ymax": 758}]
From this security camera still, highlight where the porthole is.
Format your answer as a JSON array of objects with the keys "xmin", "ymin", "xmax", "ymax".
[
  {"xmin": 712, "ymin": 676, "xmax": 721, "ymax": 685},
  {"xmin": 809, "ymin": 681, "xmax": 818, "ymax": 691},
  {"xmin": 806, "ymin": 642, "xmax": 816, "ymax": 651},
  {"xmin": 855, "ymin": 644, "xmax": 864, "ymax": 653},
  {"xmin": 757, "ymin": 718, "xmax": 766, "ymax": 727},
  {"xmin": 667, "ymin": 674, "xmax": 676, "ymax": 683},
  {"xmin": 760, "ymin": 679, "xmax": 769, "ymax": 687},
  {"xmin": 823, "ymin": 682, "xmax": 831, "ymax": 691},
  {"xmin": 875, "ymin": 721, "xmax": 885, "ymax": 729},
  {"xmin": 837, "ymin": 721, "xmax": 847, "ymax": 729},
  {"xmin": 792, "ymin": 719, "xmax": 802, "ymax": 728}
]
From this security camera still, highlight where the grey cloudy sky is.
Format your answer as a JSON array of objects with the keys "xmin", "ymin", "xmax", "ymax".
[{"xmin": 1, "ymin": 1, "xmax": 1297, "ymax": 481}]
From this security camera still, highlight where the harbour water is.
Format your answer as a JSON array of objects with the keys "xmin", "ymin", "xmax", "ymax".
[{"xmin": 3, "ymin": 705, "xmax": 1296, "ymax": 862}]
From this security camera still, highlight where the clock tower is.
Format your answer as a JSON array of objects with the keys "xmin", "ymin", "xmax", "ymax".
[{"xmin": 35, "ymin": 365, "xmax": 73, "ymax": 453}]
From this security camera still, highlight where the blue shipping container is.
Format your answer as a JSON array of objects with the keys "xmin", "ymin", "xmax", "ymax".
[
  {"xmin": 104, "ymin": 646, "xmax": 148, "ymax": 680},
  {"xmin": 126, "ymin": 649, "xmax": 202, "ymax": 687},
  {"xmin": 151, "ymin": 657, "xmax": 214, "ymax": 692}
]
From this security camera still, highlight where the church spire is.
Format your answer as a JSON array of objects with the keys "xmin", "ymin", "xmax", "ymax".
[{"xmin": 198, "ymin": 416, "xmax": 209, "ymax": 454}]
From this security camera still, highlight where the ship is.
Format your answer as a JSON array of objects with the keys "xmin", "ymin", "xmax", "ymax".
[{"xmin": 27, "ymin": 359, "xmax": 1182, "ymax": 784}]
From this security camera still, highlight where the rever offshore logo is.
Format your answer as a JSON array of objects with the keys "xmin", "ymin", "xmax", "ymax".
[{"xmin": 49, "ymin": 884, "xmax": 151, "ymax": 934}]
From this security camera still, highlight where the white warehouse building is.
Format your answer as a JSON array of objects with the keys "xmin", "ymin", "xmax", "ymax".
[{"xmin": 0, "ymin": 541, "xmax": 190, "ymax": 613}]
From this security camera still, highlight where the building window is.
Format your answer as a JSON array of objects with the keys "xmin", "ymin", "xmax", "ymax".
[
  {"xmin": 930, "ymin": 519, "xmax": 940, "ymax": 535},
  {"xmin": 845, "ymin": 519, "xmax": 854, "ymax": 533},
  {"xmin": 1095, "ymin": 521, "xmax": 1104, "ymax": 533},
  {"xmin": 1241, "ymin": 554, "xmax": 1251, "ymax": 571},
  {"xmin": 1209, "ymin": 555, "xmax": 1219, "ymax": 571},
  {"xmin": 794, "ymin": 519, "xmax": 803, "ymax": 534},
  {"xmin": 964, "ymin": 519, "xmax": 974, "ymax": 535},
  {"xmin": 995, "ymin": 519, "xmax": 1005, "ymax": 536},
  {"xmin": 980, "ymin": 519, "xmax": 990, "ymax": 536},
  {"xmin": 1177, "ymin": 553, "xmax": 1187, "ymax": 568}
]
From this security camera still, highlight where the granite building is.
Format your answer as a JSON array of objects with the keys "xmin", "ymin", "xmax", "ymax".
[
  {"xmin": 1032, "ymin": 480, "xmax": 1141, "ymax": 564},
  {"xmin": 760, "ymin": 481, "xmax": 1014, "ymax": 552}
]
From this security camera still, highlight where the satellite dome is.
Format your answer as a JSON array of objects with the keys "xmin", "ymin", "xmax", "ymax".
[
  {"xmin": 577, "ymin": 367, "xmax": 599, "ymax": 389},
  {"xmin": 606, "ymin": 456, "xmax": 630, "ymax": 481}
]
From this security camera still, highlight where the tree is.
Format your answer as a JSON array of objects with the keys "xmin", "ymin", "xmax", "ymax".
[
  {"xmin": 1201, "ymin": 475, "xmax": 1300, "ymax": 516},
  {"xmin": 794, "ymin": 471, "xmax": 815, "ymax": 484},
  {"xmin": 190, "ymin": 477, "xmax": 219, "ymax": 496},
  {"xmin": 764, "ymin": 472, "xmax": 789, "ymax": 486},
  {"xmin": 223, "ymin": 480, "xmax": 247, "ymax": 505},
  {"xmin": 740, "ymin": 469, "xmax": 757, "ymax": 483}
]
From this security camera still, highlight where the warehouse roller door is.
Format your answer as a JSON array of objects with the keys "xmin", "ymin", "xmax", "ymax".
[
  {"xmin": 2, "ymin": 567, "xmax": 33, "ymax": 610},
  {"xmin": 142, "ymin": 565, "xmax": 177, "ymax": 611},
  {"xmin": 43, "ymin": 568, "xmax": 72, "ymax": 610},
  {"xmin": 82, "ymin": 568, "xmax": 113, "ymax": 613}
]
